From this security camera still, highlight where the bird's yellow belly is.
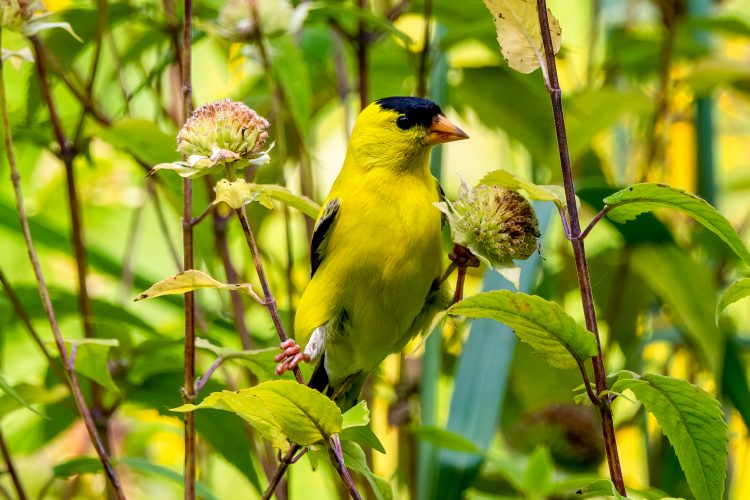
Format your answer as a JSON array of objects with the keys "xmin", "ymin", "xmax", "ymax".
[{"xmin": 297, "ymin": 176, "xmax": 443, "ymax": 384}]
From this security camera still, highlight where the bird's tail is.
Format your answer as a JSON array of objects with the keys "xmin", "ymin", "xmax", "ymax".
[{"xmin": 307, "ymin": 355, "xmax": 367, "ymax": 412}]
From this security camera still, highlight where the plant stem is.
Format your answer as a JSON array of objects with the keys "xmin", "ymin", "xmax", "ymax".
[
  {"xmin": 31, "ymin": 31, "xmax": 114, "ymax": 458},
  {"xmin": 234, "ymin": 206, "xmax": 304, "ymax": 384},
  {"xmin": 0, "ymin": 429, "xmax": 26, "ymax": 500},
  {"xmin": 180, "ymin": 0, "xmax": 196, "ymax": 498},
  {"xmin": 356, "ymin": 0, "xmax": 369, "ymax": 109},
  {"xmin": 0, "ymin": 29, "xmax": 125, "ymax": 500},
  {"xmin": 579, "ymin": 206, "xmax": 611, "ymax": 241},
  {"xmin": 535, "ymin": 1, "xmax": 626, "ymax": 495},
  {"xmin": 415, "ymin": 0, "xmax": 432, "ymax": 98},
  {"xmin": 261, "ymin": 445, "xmax": 298, "ymax": 500},
  {"xmin": 328, "ymin": 435, "xmax": 363, "ymax": 500}
]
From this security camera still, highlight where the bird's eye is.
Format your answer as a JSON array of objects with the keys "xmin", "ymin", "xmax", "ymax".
[{"xmin": 396, "ymin": 115, "xmax": 411, "ymax": 130}]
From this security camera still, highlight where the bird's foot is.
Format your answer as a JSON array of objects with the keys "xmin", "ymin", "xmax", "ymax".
[{"xmin": 274, "ymin": 339, "xmax": 311, "ymax": 375}]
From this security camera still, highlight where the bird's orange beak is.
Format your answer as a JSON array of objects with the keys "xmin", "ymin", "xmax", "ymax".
[{"xmin": 424, "ymin": 115, "xmax": 469, "ymax": 144}]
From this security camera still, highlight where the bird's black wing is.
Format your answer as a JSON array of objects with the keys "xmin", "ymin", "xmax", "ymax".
[{"xmin": 310, "ymin": 198, "xmax": 340, "ymax": 277}]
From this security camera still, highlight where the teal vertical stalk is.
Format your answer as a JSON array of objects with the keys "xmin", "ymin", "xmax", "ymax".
[
  {"xmin": 417, "ymin": 23, "xmax": 448, "ymax": 500},
  {"xmin": 688, "ymin": 0, "xmax": 715, "ymax": 205},
  {"xmin": 431, "ymin": 204, "xmax": 552, "ymax": 498}
]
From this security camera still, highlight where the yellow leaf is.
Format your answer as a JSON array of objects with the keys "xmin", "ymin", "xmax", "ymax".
[
  {"xmin": 482, "ymin": 0, "xmax": 561, "ymax": 76},
  {"xmin": 134, "ymin": 270, "xmax": 255, "ymax": 301}
]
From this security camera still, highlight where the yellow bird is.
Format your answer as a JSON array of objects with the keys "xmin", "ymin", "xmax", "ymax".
[{"xmin": 275, "ymin": 97, "xmax": 468, "ymax": 409}]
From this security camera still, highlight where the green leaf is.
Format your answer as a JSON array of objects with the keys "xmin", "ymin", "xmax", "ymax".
[
  {"xmin": 134, "ymin": 270, "xmax": 258, "ymax": 302},
  {"xmin": 449, "ymin": 290, "xmax": 598, "ymax": 369},
  {"xmin": 522, "ymin": 446, "xmax": 553, "ymax": 499},
  {"xmin": 716, "ymin": 278, "xmax": 750, "ymax": 322},
  {"xmin": 479, "ymin": 169, "xmax": 561, "ymax": 206},
  {"xmin": 575, "ymin": 478, "xmax": 629, "ymax": 499},
  {"xmin": 58, "ymin": 339, "xmax": 119, "ymax": 393},
  {"xmin": 482, "ymin": 0, "xmax": 561, "ymax": 76},
  {"xmin": 413, "ymin": 427, "xmax": 484, "ymax": 455},
  {"xmin": 342, "ymin": 400, "xmax": 370, "ymax": 429},
  {"xmin": 172, "ymin": 380, "xmax": 342, "ymax": 448},
  {"xmin": 0, "ymin": 374, "xmax": 42, "ymax": 417},
  {"xmin": 53, "ymin": 456, "xmax": 102, "ymax": 477},
  {"xmin": 611, "ymin": 374, "xmax": 728, "ymax": 500},
  {"xmin": 603, "ymin": 183, "xmax": 750, "ymax": 266},
  {"xmin": 214, "ymin": 180, "xmax": 320, "ymax": 218},
  {"xmin": 0, "ymin": 383, "xmax": 68, "ymax": 421},
  {"xmin": 340, "ymin": 425, "xmax": 386, "ymax": 454}
]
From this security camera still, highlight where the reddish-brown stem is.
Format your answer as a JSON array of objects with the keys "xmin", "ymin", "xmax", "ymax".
[
  {"xmin": 31, "ymin": 31, "xmax": 113, "ymax": 458},
  {"xmin": 356, "ymin": 0, "xmax": 369, "ymax": 109},
  {"xmin": 234, "ymin": 207, "xmax": 304, "ymax": 384},
  {"xmin": 180, "ymin": 1, "xmax": 196, "ymax": 498},
  {"xmin": 0, "ymin": 429, "xmax": 27, "ymax": 500},
  {"xmin": 261, "ymin": 445, "xmax": 299, "ymax": 500},
  {"xmin": 328, "ymin": 435, "xmax": 363, "ymax": 500},
  {"xmin": 0, "ymin": 29, "xmax": 125, "ymax": 498},
  {"xmin": 416, "ymin": 0, "xmax": 432, "ymax": 98},
  {"xmin": 453, "ymin": 266, "xmax": 468, "ymax": 303},
  {"xmin": 579, "ymin": 206, "xmax": 612, "ymax": 241},
  {"xmin": 536, "ymin": 1, "xmax": 626, "ymax": 494}
]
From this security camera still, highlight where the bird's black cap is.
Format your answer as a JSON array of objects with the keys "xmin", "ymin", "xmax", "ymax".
[{"xmin": 375, "ymin": 96, "xmax": 443, "ymax": 130}]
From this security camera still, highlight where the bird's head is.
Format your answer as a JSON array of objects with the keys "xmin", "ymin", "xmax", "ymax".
[{"xmin": 346, "ymin": 96, "xmax": 468, "ymax": 172}]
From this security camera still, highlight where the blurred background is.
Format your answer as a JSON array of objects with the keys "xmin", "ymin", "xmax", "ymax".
[{"xmin": 1, "ymin": 0, "xmax": 749, "ymax": 498}]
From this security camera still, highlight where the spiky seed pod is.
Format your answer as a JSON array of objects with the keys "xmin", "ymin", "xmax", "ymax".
[
  {"xmin": 177, "ymin": 98, "xmax": 269, "ymax": 164},
  {"xmin": 1, "ymin": 0, "xmax": 39, "ymax": 31},
  {"xmin": 452, "ymin": 184, "xmax": 540, "ymax": 262}
]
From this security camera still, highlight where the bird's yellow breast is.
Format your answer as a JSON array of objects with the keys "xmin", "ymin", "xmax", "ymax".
[{"xmin": 294, "ymin": 166, "xmax": 443, "ymax": 382}]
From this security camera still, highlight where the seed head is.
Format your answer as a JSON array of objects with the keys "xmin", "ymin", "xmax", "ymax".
[{"xmin": 177, "ymin": 98, "xmax": 269, "ymax": 164}]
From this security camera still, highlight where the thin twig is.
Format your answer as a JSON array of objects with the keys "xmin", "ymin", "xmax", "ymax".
[
  {"xmin": 415, "ymin": 0, "xmax": 432, "ymax": 98},
  {"xmin": 535, "ymin": 1, "xmax": 626, "ymax": 495},
  {"xmin": 235, "ymin": 206, "xmax": 304, "ymax": 384},
  {"xmin": 31, "ymin": 30, "xmax": 114, "ymax": 458},
  {"xmin": 578, "ymin": 206, "xmax": 611, "ymax": 241},
  {"xmin": 356, "ymin": 0, "xmax": 369, "ymax": 109},
  {"xmin": 189, "ymin": 202, "xmax": 214, "ymax": 226},
  {"xmin": 0, "ymin": 28, "xmax": 125, "ymax": 499},
  {"xmin": 0, "ymin": 429, "xmax": 27, "ymax": 500},
  {"xmin": 328, "ymin": 435, "xmax": 363, "ymax": 500},
  {"xmin": 576, "ymin": 361, "xmax": 600, "ymax": 407},
  {"xmin": 180, "ymin": 0, "xmax": 197, "ymax": 497},
  {"xmin": 261, "ymin": 445, "xmax": 299, "ymax": 500},
  {"xmin": 194, "ymin": 356, "xmax": 226, "ymax": 395}
]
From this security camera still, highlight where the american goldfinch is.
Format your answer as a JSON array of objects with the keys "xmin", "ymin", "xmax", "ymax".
[{"xmin": 275, "ymin": 97, "xmax": 468, "ymax": 409}]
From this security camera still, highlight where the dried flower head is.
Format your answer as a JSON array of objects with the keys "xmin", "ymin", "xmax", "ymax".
[
  {"xmin": 177, "ymin": 98, "xmax": 269, "ymax": 162},
  {"xmin": 437, "ymin": 181, "xmax": 540, "ymax": 287}
]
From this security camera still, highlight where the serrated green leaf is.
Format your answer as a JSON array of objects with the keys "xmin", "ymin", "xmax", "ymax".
[
  {"xmin": 134, "ymin": 270, "xmax": 257, "ymax": 302},
  {"xmin": 449, "ymin": 291, "xmax": 597, "ymax": 369},
  {"xmin": 172, "ymin": 380, "xmax": 342, "ymax": 448},
  {"xmin": 482, "ymin": 0, "xmax": 561, "ymax": 76},
  {"xmin": 611, "ymin": 374, "xmax": 727, "ymax": 500},
  {"xmin": 604, "ymin": 183, "xmax": 750, "ymax": 266},
  {"xmin": 716, "ymin": 278, "xmax": 750, "ymax": 323},
  {"xmin": 413, "ymin": 427, "xmax": 484, "ymax": 455}
]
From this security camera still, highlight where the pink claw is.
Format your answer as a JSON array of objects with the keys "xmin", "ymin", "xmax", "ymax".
[{"xmin": 274, "ymin": 339, "xmax": 311, "ymax": 375}]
